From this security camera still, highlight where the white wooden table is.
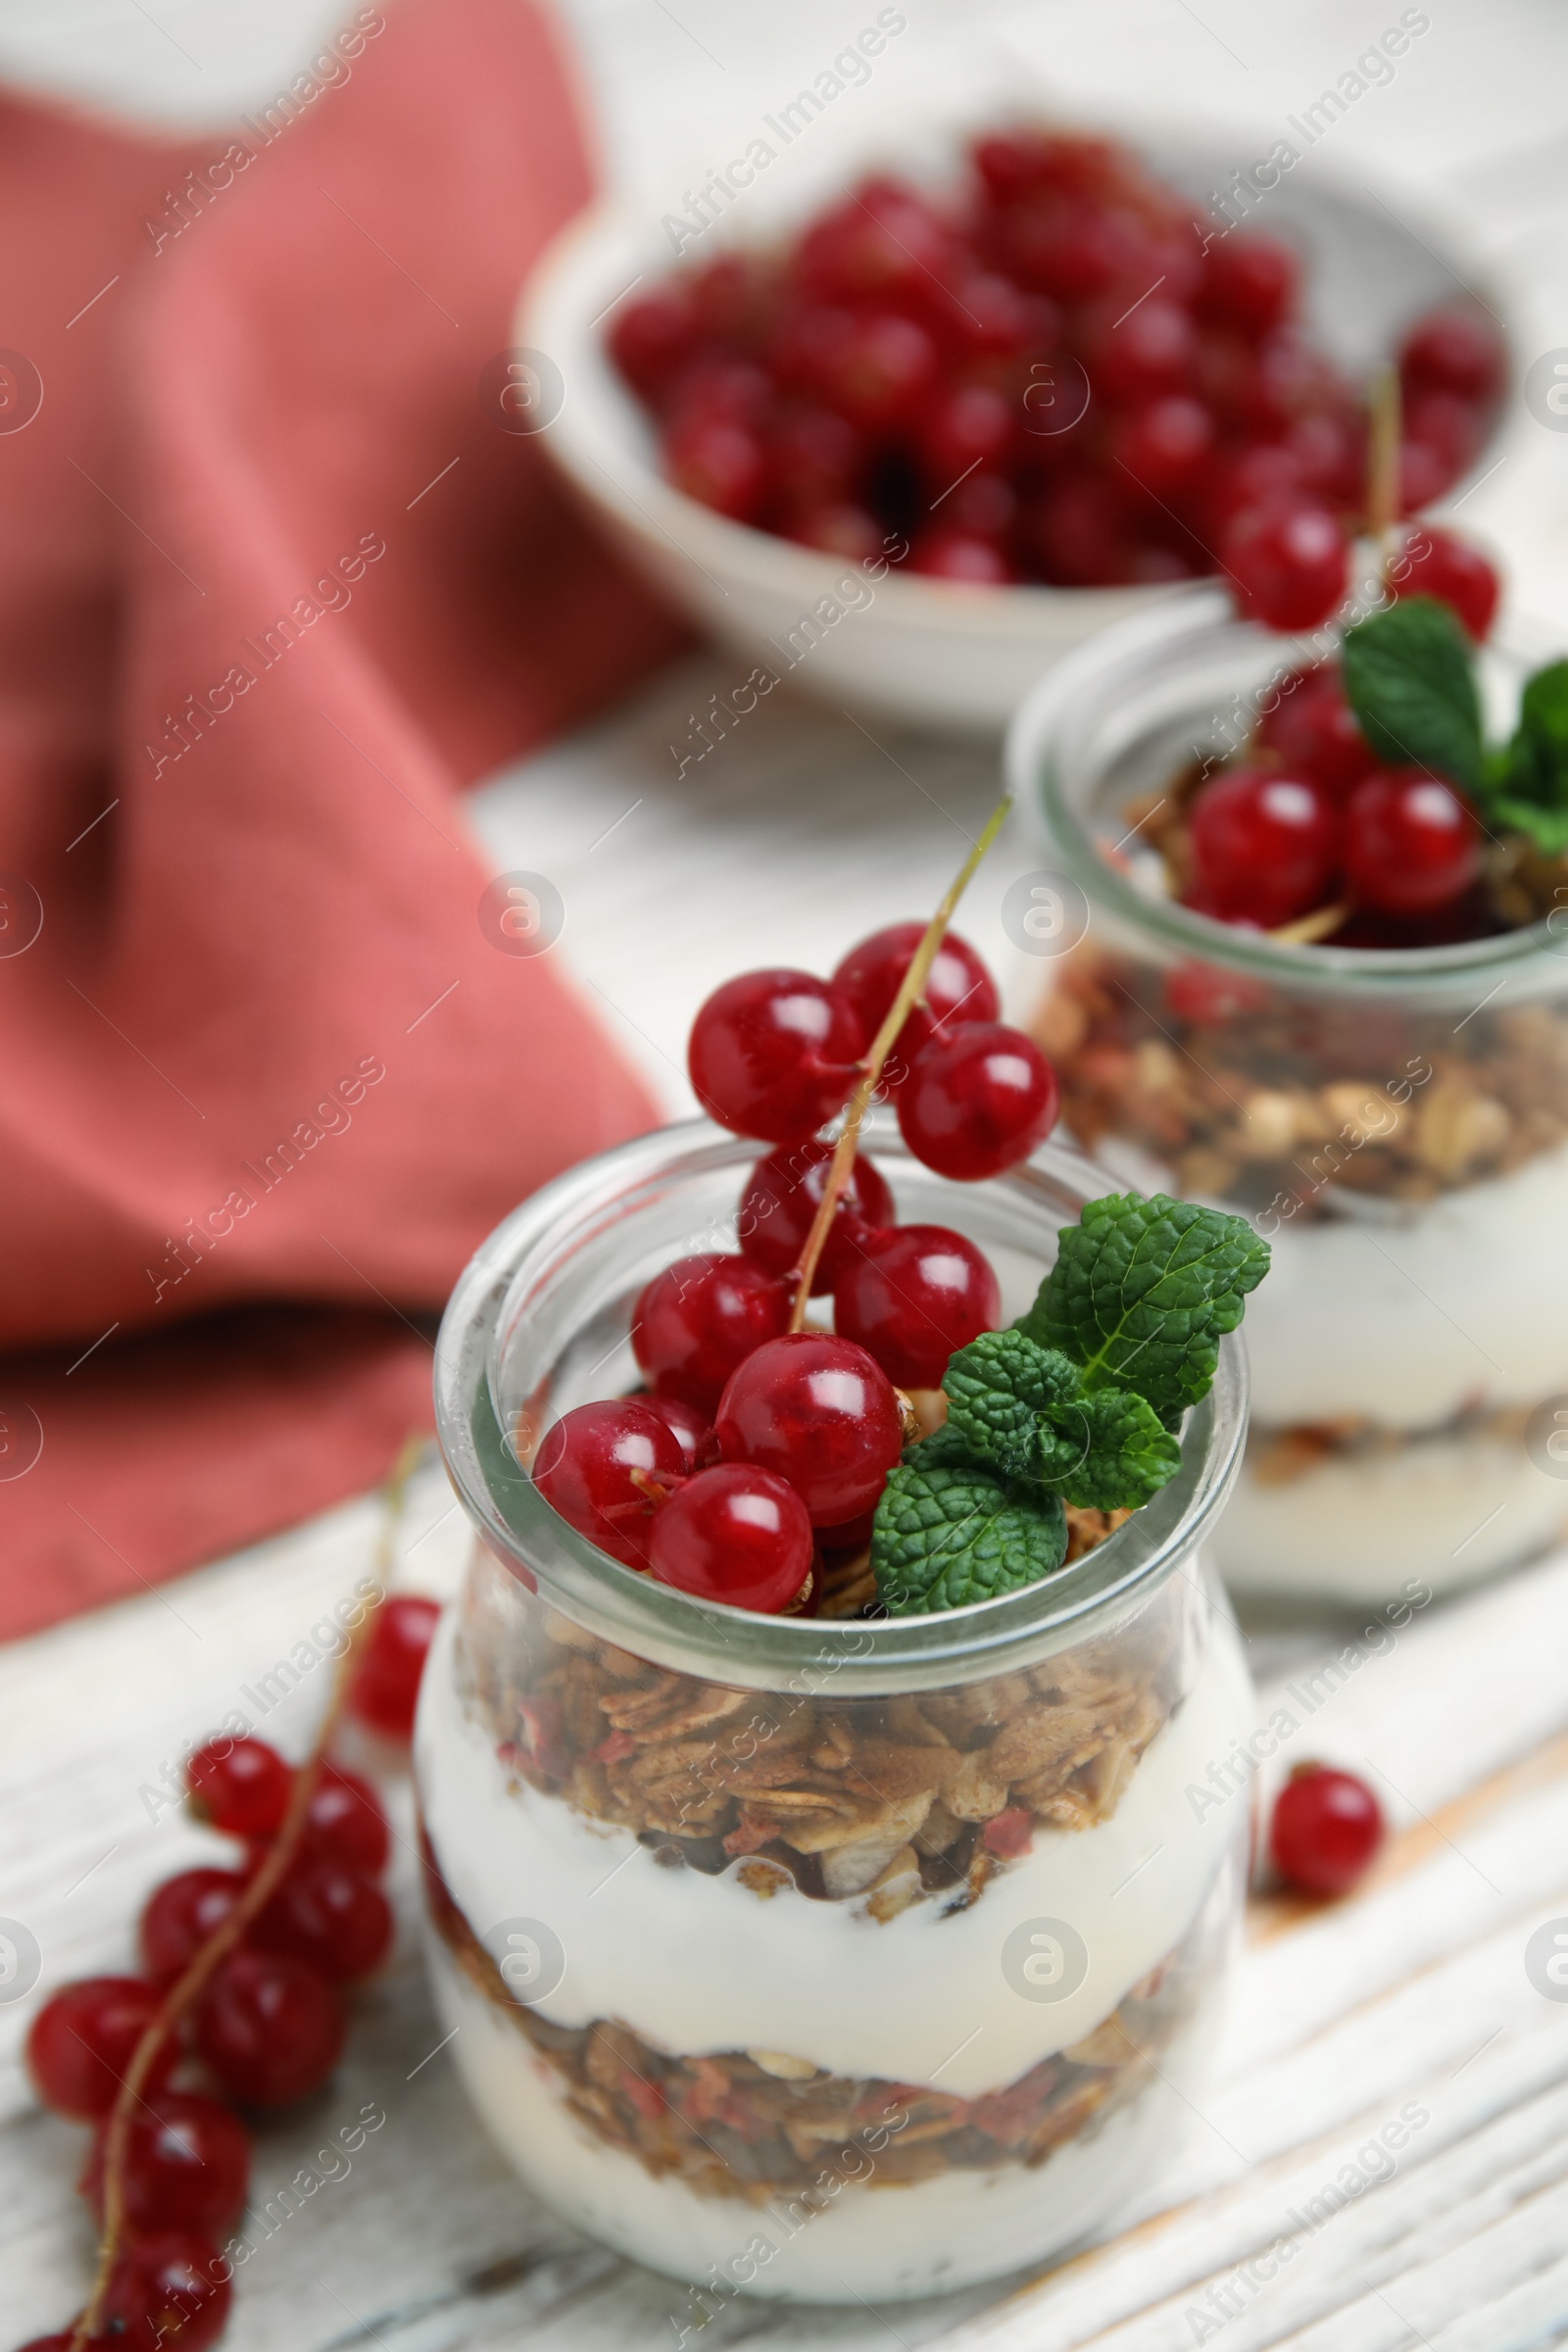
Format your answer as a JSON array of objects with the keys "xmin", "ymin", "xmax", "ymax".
[{"xmin": 7, "ymin": 1, "xmax": 1568, "ymax": 2343}]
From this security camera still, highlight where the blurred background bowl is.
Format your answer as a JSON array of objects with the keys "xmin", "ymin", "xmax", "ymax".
[{"xmin": 521, "ymin": 106, "xmax": 1509, "ymax": 738}]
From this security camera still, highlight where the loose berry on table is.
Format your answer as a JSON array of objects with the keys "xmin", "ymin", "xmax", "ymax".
[{"xmin": 1270, "ymin": 1763, "xmax": 1384, "ymax": 1896}]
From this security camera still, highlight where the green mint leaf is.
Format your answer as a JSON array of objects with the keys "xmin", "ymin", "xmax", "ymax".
[
  {"xmin": 1481, "ymin": 661, "xmax": 1568, "ymax": 857},
  {"xmin": 942, "ymin": 1330, "xmax": 1086, "ymax": 1483},
  {"xmin": 871, "ymin": 1455, "xmax": 1067, "ymax": 1615},
  {"xmin": 1019, "ymin": 1193, "xmax": 1269, "ymax": 1428},
  {"xmin": 1341, "ymin": 597, "xmax": 1483, "ymax": 792},
  {"xmin": 943, "ymin": 1329, "xmax": 1180, "ymax": 1508}
]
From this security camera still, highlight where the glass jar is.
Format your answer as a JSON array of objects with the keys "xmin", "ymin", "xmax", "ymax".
[
  {"xmin": 417, "ymin": 1119, "xmax": 1254, "ymax": 2304},
  {"xmin": 1010, "ymin": 584, "xmax": 1568, "ymax": 1606}
]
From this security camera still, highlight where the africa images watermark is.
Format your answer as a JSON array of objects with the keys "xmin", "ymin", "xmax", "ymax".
[
  {"xmin": 666, "ymin": 530, "xmax": 908, "ymax": 779},
  {"xmin": 658, "ymin": 8, "xmax": 909, "ymax": 259},
  {"xmin": 137, "ymin": 1576, "xmax": 383, "ymax": 1823},
  {"xmin": 1198, "ymin": 8, "xmax": 1433, "ymax": 250},
  {"xmin": 141, "ymin": 1054, "xmax": 387, "ymax": 1308},
  {"xmin": 144, "ymin": 531, "xmax": 387, "ymax": 778},
  {"xmin": 1185, "ymin": 1578, "xmax": 1432, "ymax": 1824},
  {"xmin": 1184, "ymin": 2100, "xmax": 1431, "ymax": 2343},
  {"xmin": 141, "ymin": 10, "xmax": 387, "ymax": 256}
]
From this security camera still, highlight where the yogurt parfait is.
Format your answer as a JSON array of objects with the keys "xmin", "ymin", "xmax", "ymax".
[
  {"xmin": 1014, "ymin": 549, "xmax": 1568, "ymax": 1600},
  {"xmin": 418, "ymin": 903, "xmax": 1267, "ymax": 2301}
]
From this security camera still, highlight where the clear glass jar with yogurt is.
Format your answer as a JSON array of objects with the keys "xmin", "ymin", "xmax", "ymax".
[
  {"xmin": 418, "ymin": 1121, "xmax": 1253, "ymax": 2303},
  {"xmin": 1009, "ymin": 586, "xmax": 1568, "ymax": 1605}
]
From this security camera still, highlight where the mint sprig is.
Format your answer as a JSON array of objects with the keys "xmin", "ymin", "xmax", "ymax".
[
  {"xmin": 1017, "ymin": 1193, "xmax": 1271, "ymax": 1431},
  {"xmin": 943, "ymin": 1329, "xmax": 1179, "ymax": 1508},
  {"xmin": 869, "ymin": 1192, "xmax": 1268, "ymax": 1615},
  {"xmin": 1341, "ymin": 596, "xmax": 1484, "ymax": 793},
  {"xmin": 1341, "ymin": 600, "xmax": 1568, "ymax": 861}
]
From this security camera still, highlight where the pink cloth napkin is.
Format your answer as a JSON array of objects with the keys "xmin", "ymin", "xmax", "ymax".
[{"xmin": 0, "ymin": 0, "xmax": 685, "ymax": 1640}]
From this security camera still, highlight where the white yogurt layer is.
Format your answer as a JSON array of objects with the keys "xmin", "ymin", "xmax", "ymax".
[
  {"xmin": 425, "ymin": 1936, "xmax": 1213, "ymax": 2302},
  {"xmin": 416, "ymin": 1610, "xmax": 1252, "ymax": 2100},
  {"xmin": 1241, "ymin": 1140, "xmax": 1568, "ymax": 1433},
  {"xmin": 1215, "ymin": 1426, "xmax": 1568, "ymax": 1602}
]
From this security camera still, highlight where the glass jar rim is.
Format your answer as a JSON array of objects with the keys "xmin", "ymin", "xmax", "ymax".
[
  {"xmin": 1011, "ymin": 582, "xmax": 1566, "ymax": 994},
  {"xmin": 432, "ymin": 1118, "xmax": 1248, "ymax": 1693}
]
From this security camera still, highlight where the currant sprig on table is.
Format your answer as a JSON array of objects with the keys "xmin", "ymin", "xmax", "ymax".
[{"xmin": 17, "ymin": 1464, "xmax": 441, "ymax": 2352}]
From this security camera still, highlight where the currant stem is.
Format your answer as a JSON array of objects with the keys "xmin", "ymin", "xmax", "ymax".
[
  {"xmin": 787, "ymin": 795, "xmax": 1011, "ymax": 1328},
  {"xmin": 68, "ymin": 1434, "xmax": 426, "ymax": 2351},
  {"xmin": 1368, "ymin": 364, "xmax": 1401, "ymax": 565}
]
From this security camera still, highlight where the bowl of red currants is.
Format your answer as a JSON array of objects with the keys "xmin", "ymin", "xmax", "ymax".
[{"xmin": 521, "ymin": 111, "xmax": 1507, "ymax": 733}]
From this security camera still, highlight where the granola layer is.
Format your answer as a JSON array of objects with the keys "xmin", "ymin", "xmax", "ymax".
[
  {"xmin": 1034, "ymin": 941, "xmax": 1568, "ymax": 1217},
  {"xmin": 453, "ymin": 1571, "xmax": 1184, "ymax": 1915},
  {"xmin": 422, "ymin": 1829, "xmax": 1214, "ymax": 2203}
]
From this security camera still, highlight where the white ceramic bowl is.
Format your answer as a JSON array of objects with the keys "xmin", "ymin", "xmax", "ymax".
[{"xmin": 520, "ymin": 118, "xmax": 1507, "ymax": 738}]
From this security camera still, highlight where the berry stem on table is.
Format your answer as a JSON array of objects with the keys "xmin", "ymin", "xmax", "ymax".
[
  {"xmin": 786, "ymin": 795, "xmax": 1010, "ymax": 1327},
  {"xmin": 67, "ymin": 1434, "xmax": 425, "ymax": 2352}
]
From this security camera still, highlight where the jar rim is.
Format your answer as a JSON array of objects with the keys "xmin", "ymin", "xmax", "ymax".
[
  {"xmin": 431, "ymin": 1118, "xmax": 1249, "ymax": 1692},
  {"xmin": 1011, "ymin": 581, "xmax": 1567, "ymax": 994}
]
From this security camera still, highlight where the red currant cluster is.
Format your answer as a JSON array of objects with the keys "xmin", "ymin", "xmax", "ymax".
[
  {"xmin": 609, "ymin": 127, "xmax": 1501, "ymax": 618},
  {"xmin": 534, "ymin": 922, "xmax": 1058, "ymax": 1615},
  {"xmin": 17, "ymin": 1595, "xmax": 439, "ymax": 2352},
  {"xmin": 1182, "ymin": 526, "xmax": 1499, "ymax": 944}
]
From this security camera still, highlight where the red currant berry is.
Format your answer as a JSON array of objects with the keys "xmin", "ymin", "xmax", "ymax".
[
  {"xmin": 784, "ymin": 501, "xmax": 885, "ymax": 562},
  {"xmin": 1256, "ymin": 664, "xmax": 1376, "ymax": 799},
  {"xmin": 832, "ymin": 922, "xmax": 999, "ymax": 1085},
  {"xmin": 139, "ymin": 1869, "xmax": 248, "ymax": 1989},
  {"xmin": 104, "ymin": 2229, "xmax": 231, "ymax": 2351},
  {"xmin": 14, "ymin": 2336, "xmax": 85, "ymax": 2350},
  {"xmin": 1398, "ymin": 305, "xmax": 1503, "ymax": 404},
  {"xmin": 1028, "ymin": 473, "xmax": 1135, "ymax": 588},
  {"xmin": 349, "ymin": 1594, "xmax": 441, "ymax": 1740},
  {"xmin": 716, "ymin": 1333, "xmax": 904, "ymax": 1526},
  {"xmin": 1111, "ymin": 395, "xmax": 1215, "ymax": 497},
  {"xmin": 795, "ymin": 182, "xmax": 954, "ymax": 308},
  {"xmin": 648, "ymin": 1462, "xmax": 813, "ymax": 1612},
  {"xmin": 816, "ymin": 308, "xmax": 940, "ymax": 430},
  {"xmin": 909, "ymin": 527, "xmax": 1019, "ymax": 583},
  {"xmin": 737, "ymin": 1138, "xmax": 894, "ymax": 1295},
  {"xmin": 81, "ymin": 2092, "xmax": 249, "ymax": 2235},
  {"xmin": 770, "ymin": 403, "xmax": 864, "ymax": 506},
  {"xmin": 834, "ymin": 1225, "xmax": 1000, "ymax": 1389},
  {"xmin": 25, "ymin": 1979, "xmax": 176, "ymax": 2120},
  {"xmin": 897, "ymin": 1023, "xmax": 1059, "ymax": 1181},
  {"xmin": 688, "ymin": 968, "xmax": 864, "ymax": 1145},
  {"xmin": 195, "ymin": 1948, "xmax": 343, "ymax": 2107},
  {"xmin": 644, "ymin": 1392, "xmax": 716, "ymax": 1473},
  {"xmin": 252, "ymin": 1858, "xmax": 393, "ymax": 1983},
  {"xmin": 303, "ymin": 1761, "xmax": 389, "ymax": 1876},
  {"xmin": 914, "ymin": 383, "xmax": 1014, "ymax": 485},
  {"xmin": 632, "ymin": 1253, "xmax": 792, "ymax": 1412},
  {"xmin": 1344, "ymin": 769, "xmax": 1480, "ymax": 914},
  {"xmin": 1222, "ymin": 499, "xmax": 1348, "ymax": 631},
  {"xmin": 1079, "ymin": 297, "xmax": 1198, "ymax": 404},
  {"xmin": 533, "ymin": 1398, "xmax": 686, "ymax": 1566},
  {"xmin": 1198, "ymin": 232, "xmax": 1300, "ymax": 332},
  {"xmin": 1270, "ymin": 1763, "xmax": 1383, "ymax": 1896},
  {"xmin": 607, "ymin": 282, "xmax": 701, "ymax": 401},
  {"xmin": 664, "ymin": 412, "xmax": 767, "ymax": 523},
  {"xmin": 1186, "ymin": 765, "xmax": 1341, "ymax": 928},
  {"xmin": 1392, "ymin": 526, "xmax": 1499, "ymax": 642},
  {"xmin": 186, "ymin": 1737, "xmax": 292, "ymax": 1838}
]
